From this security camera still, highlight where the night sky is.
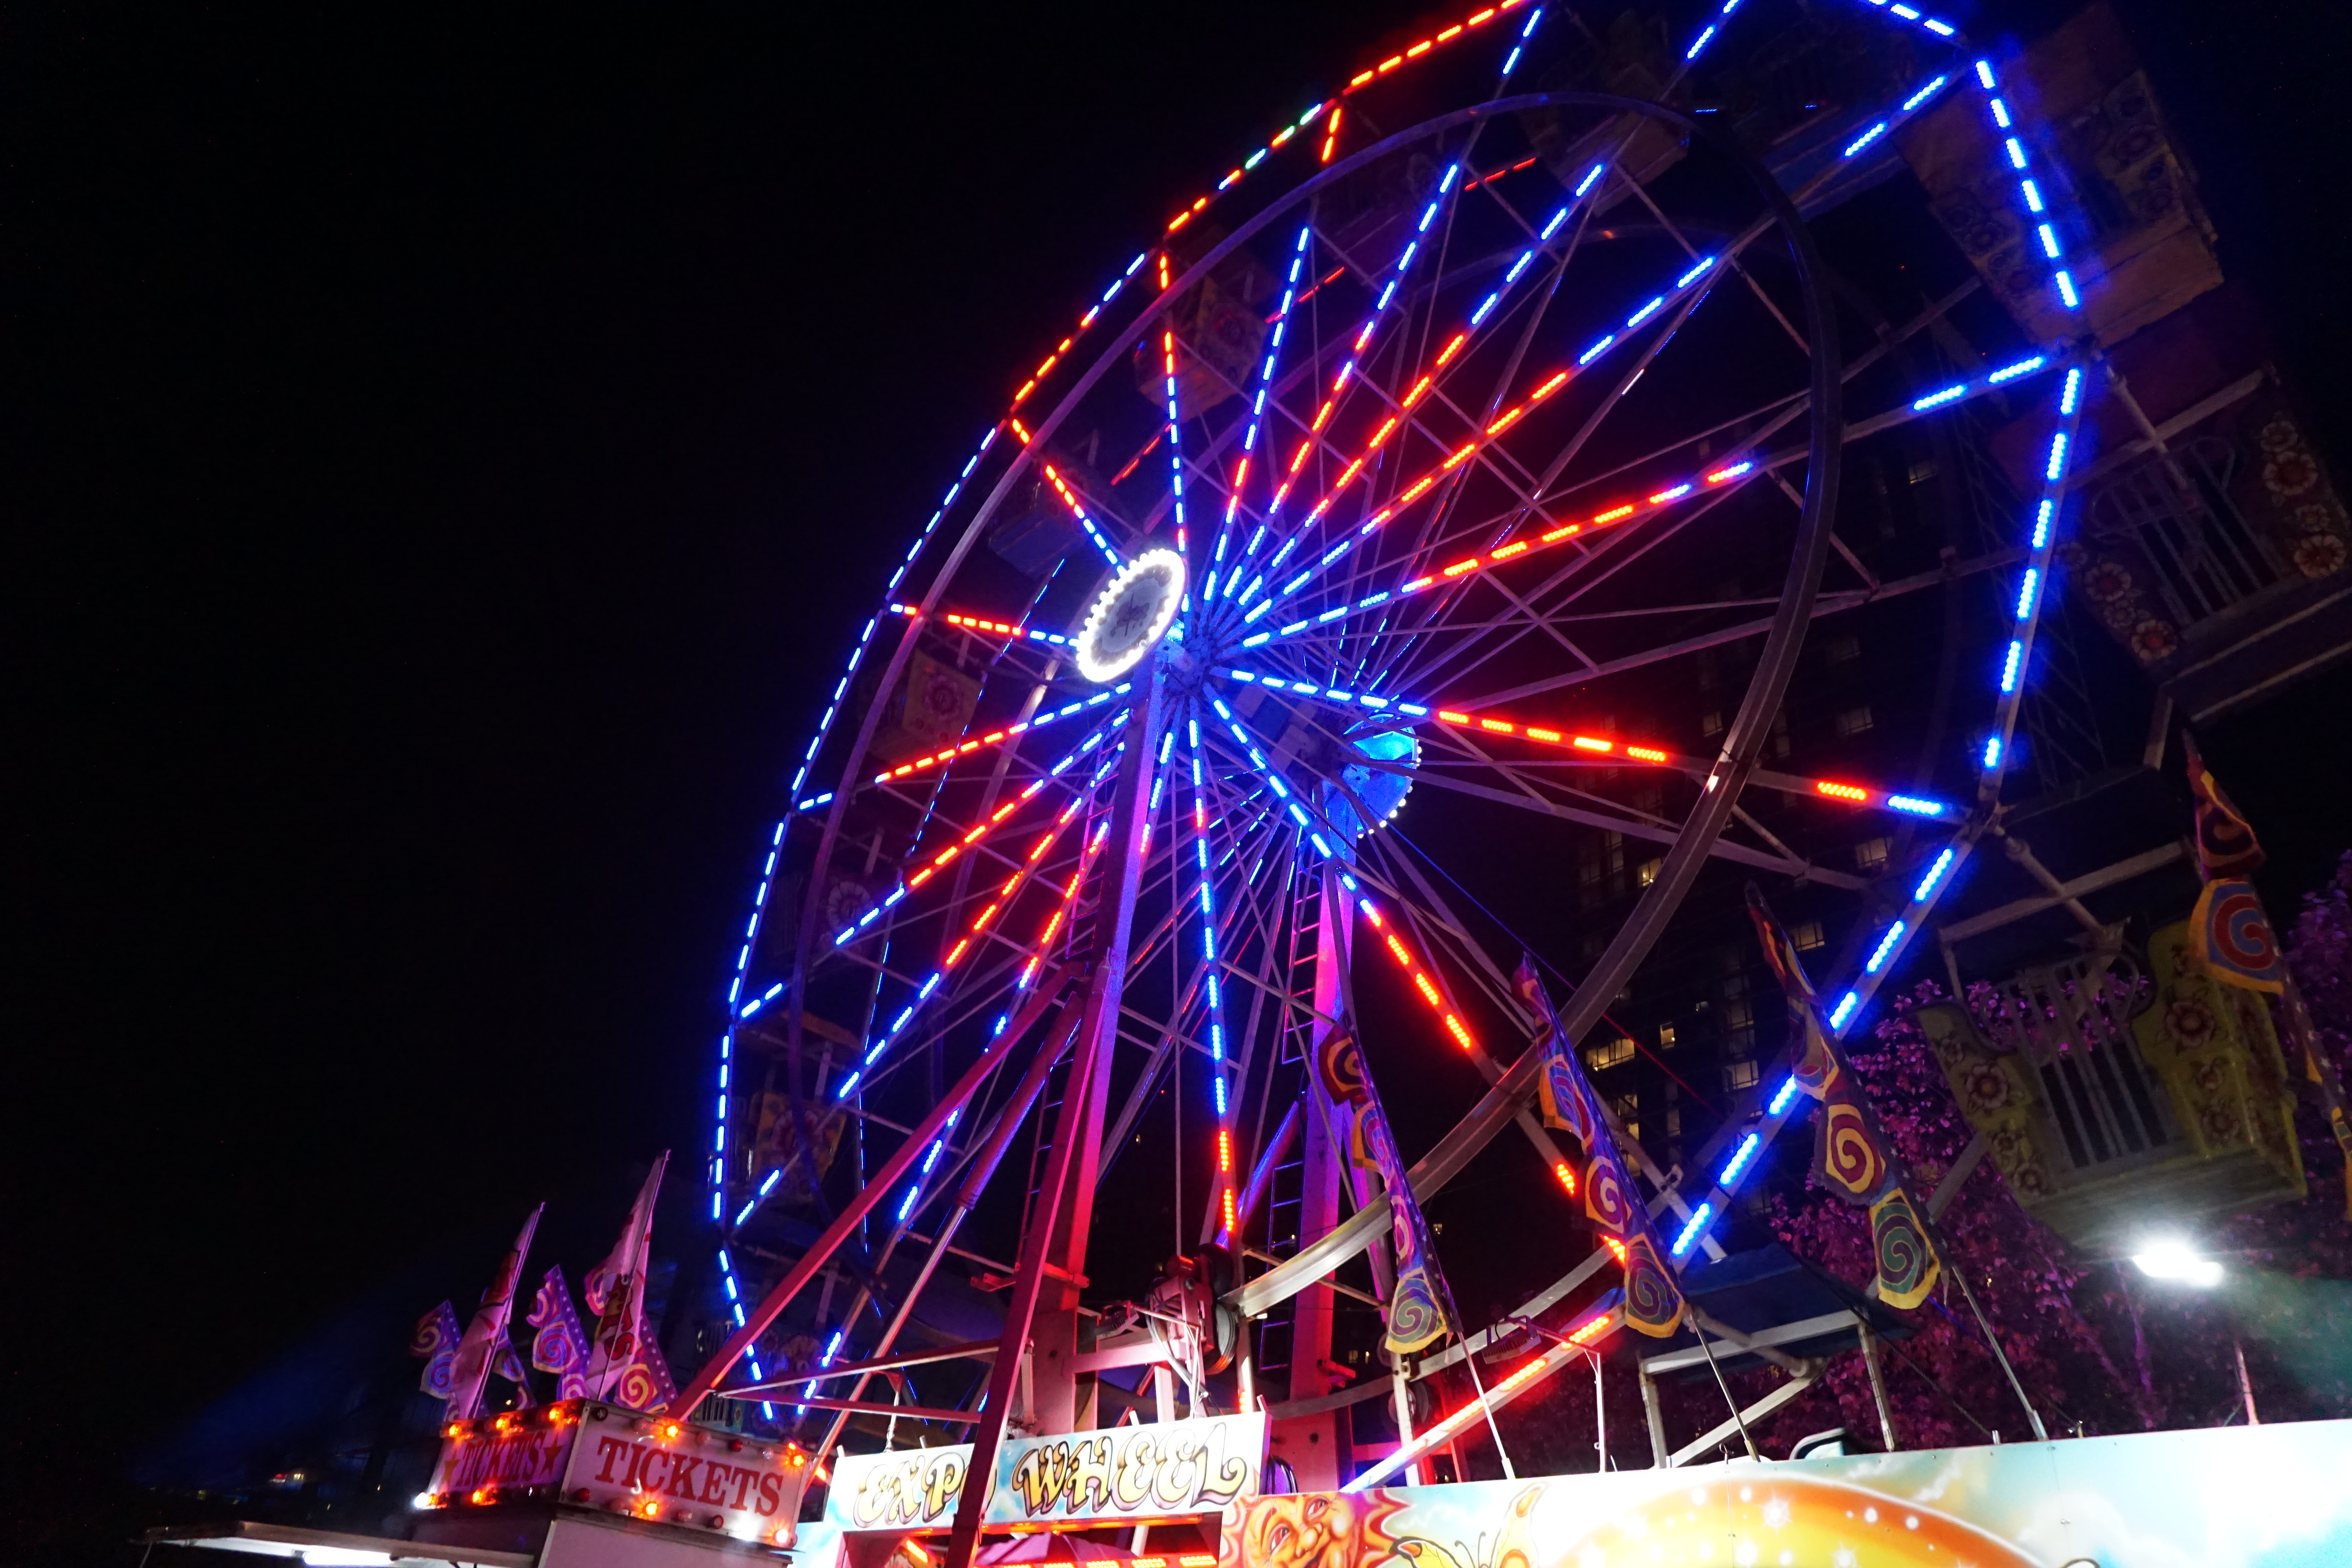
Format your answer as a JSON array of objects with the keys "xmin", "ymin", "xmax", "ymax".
[{"xmin": 13, "ymin": 2, "xmax": 2352, "ymax": 1561}]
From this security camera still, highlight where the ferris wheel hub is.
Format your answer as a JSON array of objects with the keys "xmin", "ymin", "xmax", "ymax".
[{"xmin": 1074, "ymin": 548, "xmax": 1186, "ymax": 683}]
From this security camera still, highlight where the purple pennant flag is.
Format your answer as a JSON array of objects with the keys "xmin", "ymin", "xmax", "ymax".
[
  {"xmin": 526, "ymin": 1265, "xmax": 593, "ymax": 1401},
  {"xmin": 491, "ymin": 1340, "xmax": 537, "ymax": 1409},
  {"xmin": 411, "ymin": 1300, "xmax": 463, "ymax": 1401}
]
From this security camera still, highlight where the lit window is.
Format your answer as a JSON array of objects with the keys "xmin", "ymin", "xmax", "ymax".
[
  {"xmin": 1791, "ymin": 919, "xmax": 1826, "ymax": 951},
  {"xmin": 1835, "ymin": 706, "xmax": 1875, "ymax": 737},
  {"xmin": 1907, "ymin": 459, "xmax": 1938, "ymax": 485},
  {"xmin": 1723, "ymin": 999, "xmax": 1753, "ymax": 1031},
  {"xmin": 1658, "ymin": 1023, "xmax": 1677, "ymax": 1049},
  {"xmin": 1665, "ymin": 1106, "xmax": 1683, "ymax": 1137},
  {"xmin": 1637, "ymin": 857, "xmax": 1663, "ymax": 887},
  {"xmin": 1700, "ymin": 710, "xmax": 1724, "ymax": 737},
  {"xmin": 1855, "ymin": 836, "xmax": 1892, "ymax": 873},
  {"xmin": 1610, "ymin": 1093, "xmax": 1640, "ymax": 1140},
  {"xmin": 1583, "ymin": 1036, "xmax": 1636, "ymax": 1072},
  {"xmin": 1723, "ymin": 1059, "xmax": 1760, "ymax": 1092}
]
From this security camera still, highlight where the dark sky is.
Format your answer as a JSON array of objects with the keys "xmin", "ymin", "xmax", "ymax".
[{"xmin": 11, "ymin": 0, "xmax": 2350, "ymax": 1560}]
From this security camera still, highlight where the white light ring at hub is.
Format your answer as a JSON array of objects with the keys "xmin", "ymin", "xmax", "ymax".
[{"xmin": 1074, "ymin": 548, "xmax": 1187, "ymax": 683}]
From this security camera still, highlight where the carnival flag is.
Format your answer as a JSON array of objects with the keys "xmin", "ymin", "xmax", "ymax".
[
  {"xmin": 2185, "ymin": 734, "xmax": 2265, "ymax": 880},
  {"xmin": 1752, "ymin": 901, "xmax": 1842, "ymax": 1095},
  {"xmin": 526, "ymin": 1265, "xmax": 593, "ymax": 1400},
  {"xmin": 1352, "ymin": 1101, "xmax": 1450, "ymax": 1355},
  {"xmin": 584, "ymin": 1153, "xmax": 669, "ymax": 1403},
  {"xmin": 1318, "ymin": 1016, "xmax": 1455, "ymax": 1356},
  {"xmin": 491, "ymin": 1341, "xmax": 537, "ymax": 1409},
  {"xmin": 614, "ymin": 1304, "xmax": 681, "ymax": 1412},
  {"xmin": 444, "ymin": 1203, "xmax": 544, "ymax": 1420},
  {"xmin": 1746, "ymin": 889, "xmax": 1938, "ymax": 1309},
  {"xmin": 2189, "ymin": 877, "xmax": 2288, "ymax": 993},
  {"xmin": 1512, "ymin": 955, "xmax": 1685, "ymax": 1337},
  {"xmin": 2183, "ymin": 740, "xmax": 2352, "ymax": 1213},
  {"xmin": 410, "ymin": 1300, "xmax": 463, "ymax": 1401}
]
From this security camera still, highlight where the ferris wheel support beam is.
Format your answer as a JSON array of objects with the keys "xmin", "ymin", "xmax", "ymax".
[
  {"xmin": 800, "ymin": 996, "xmax": 1089, "ymax": 1466},
  {"xmin": 941, "ymin": 659, "xmax": 1168, "ymax": 1568},
  {"xmin": 672, "ymin": 962, "xmax": 1081, "ymax": 1416}
]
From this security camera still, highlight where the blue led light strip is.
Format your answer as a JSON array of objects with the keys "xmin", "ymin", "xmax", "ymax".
[
  {"xmin": 1248, "ymin": 152, "xmax": 1468, "ymax": 602},
  {"xmin": 1216, "ymin": 226, "xmax": 1314, "ymax": 603},
  {"xmin": 1661, "ymin": 34, "xmax": 2094, "ymax": 1249},
  {"xmin": 1499, "ymin": 5, "xmax": 1546, "ymax": 82},
  {"xmin": 1969, "ymin": 58, "xmax": 2083, "ymax": 314},
  {"xmin": 1856, "ymin": 0, "xmax": 1960, "ymax": 42},
  {"xmin": 836, "ymin": 744, "xmax": 1127, "ymax": 1098},
  {"xmin": 1207, "ymin": 697, "xmax": 1349, "ymax": 867},
  {"xmin": 1162, "ymin": 327, "xmax": 1191, "ymax": 613},
  {"xmin": 1673, "ymin": 367, "xmax": 2082, "ymax": 1258},
  {"xmin": 827, "ymin": 704, "xmax": 1130, "ymax": 951},
  {"xmin": 1185, "ymin": 699, "xmax": 1241, "ymax": 1243},
  {"xmin": 1240, "ymin": 244, "xmax": 1728, "ymax": 630}
]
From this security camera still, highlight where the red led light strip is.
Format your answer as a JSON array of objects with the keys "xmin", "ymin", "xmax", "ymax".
[
  {"xmin": 884, "ymin": 601, "xmax": 1069, "ymax": 645},
  {"xmin": 1021, "ymin": 821, "xmax": 1112, "ymax": 988},
  {"xmin": 1421, "ymin": 707, "xmax": 1950, "ymax": 817},
  {"xmin": 1345, "ymin": 1303, "xmax": 1616, "ymax": 1493},
  {"xmin": 1255, "ymin": 352, "xmax": 1743, "ymax": 626},
  {"xmin": 1359, "ymin": 898, "xmax": 1476, "ymax": 1053},
  {"xmin": 940, "ymin": 785, "xmax": 1103, "ymax": 976},
  {"xmin": 864, "ymin": 700, "xmax": 1087, "ymax": 790},
  {"xmin": 1001, "ymin": 0, "xmax": 1530, "ymax": 423},
  {"xmin": 899, "ymin": 786, "xmax": 1045, "ymax": 896},
  {"xmin": 1344, "ymin": 1, "xmax": 1530, "ymax": 94},
  {"xmin": 1374, "ymin": 443, "xmax": 1752, "ymax": 600},
  {"xmin": 1463, "ymin": 155, "xmax": 1539, "ymax": 191}
]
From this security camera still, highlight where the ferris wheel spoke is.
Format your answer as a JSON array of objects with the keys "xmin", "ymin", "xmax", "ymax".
[
  {"xmin": 1456, "ymin": 539, "xmax": 2029, "ymax": 715},
  {"xmin": 1366, "ymin": 753, "xmax": 1867, "ymax": 889},
  {"xmin": 1615, "ymin": 164, "xmax": 1812, "ymax": 361},
  {"xmin": 1238, "ymin": 229, "xmax": 1686, "ymax": 632},
  {"xmin": 1237, "ymin": 251, "xmax": 1767, "ymax": 641},
  {"xmin": 827, "ymin": 713, "xmax": 1127, "ymax": 951},
  {"xmin": 1233, "ymin": 140, "xmax": 1607, "ymax": 628},
  {"xmin": 1388, "ymin": 474, "xmax": 1766, "ymax": 701}
]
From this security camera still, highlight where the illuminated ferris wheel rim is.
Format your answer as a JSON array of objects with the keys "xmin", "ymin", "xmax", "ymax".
[{"xmin": 691, "ymin": 0, "xmax": 2093, "ymax": 1452}]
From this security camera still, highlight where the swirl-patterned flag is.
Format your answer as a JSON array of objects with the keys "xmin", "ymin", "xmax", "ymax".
[
  {"xmin": 526, "ymin": 1265, "xmax": 593, "ymax": 1400},
  {"xmin": 1619, "ymin": 1233, "xmax": 1686, "ymax": 1338},
  {"xmin": 2185, "ymin": 734, "xmax": 2265, "ymax": 880},
  {"xmin": 1746, "ymin": 890, "xmax": 1839, "ymax": 1100},
  {"xmin": 1815, "ymin": 1081, "xmax": 1896, "ymax": 1207},
  {"xmin": 1869, "ymin": 1185, "xmax": 1938, "ymax": 1309},
  {"xmin": 585, "ymin": 1153, "xmax": 669, "ymax": 1403},
  {"xmin": 411, "ymin": 1300, "xmax": 462, "ymax": 1401},
  {"xmin": 1510, "ymin": 955, "xmax": 1686, "ymax": 1337},
  {"xmin": 445, "ymin": 1203, "xmax": 543, "ymax": 1420},
  {"xmin": 613, "ymin": 1327, "xmax": 680, "ymax": 1412},
  {"xmin": 1536, "ymin": 1034, "xmax": 1600, "ymax": 1153},
  {"xmin": 611, "ymin": 1358, "xmax": 662, "ymax": 1412},
  {"xmin": 2189, "ymin": 878, "xmax": 2287, "ymax": 993},
  {"xmin": 1316, "ymin": 1024, "xmax": 1368, "ymax": 1109},
  {"xmin": 1581, "ymin": 1122, "xmax": 1644, "ymax": 1237},
  {"xmin": 1356, "ymin": 1103, "xmax": 1451, "ymax": 1355},
  {"xmin": 491, "ymin": 1340, "xmax": 537, "ymax": 1408}
]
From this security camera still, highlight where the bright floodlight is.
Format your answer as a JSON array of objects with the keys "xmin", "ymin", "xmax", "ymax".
[
  {"xmin": 1074, "ymin": 548, "xmax": 1185, "ymax": 683},
  {"xmin": 2132, "ymin": 1238, "xmax": 2223, "ymax": 1287}
]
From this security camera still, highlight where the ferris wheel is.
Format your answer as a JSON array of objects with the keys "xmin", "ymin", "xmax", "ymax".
[{"xmin": 673, "ymin": 0, "xmax": 2091, "ymax": 1516}]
